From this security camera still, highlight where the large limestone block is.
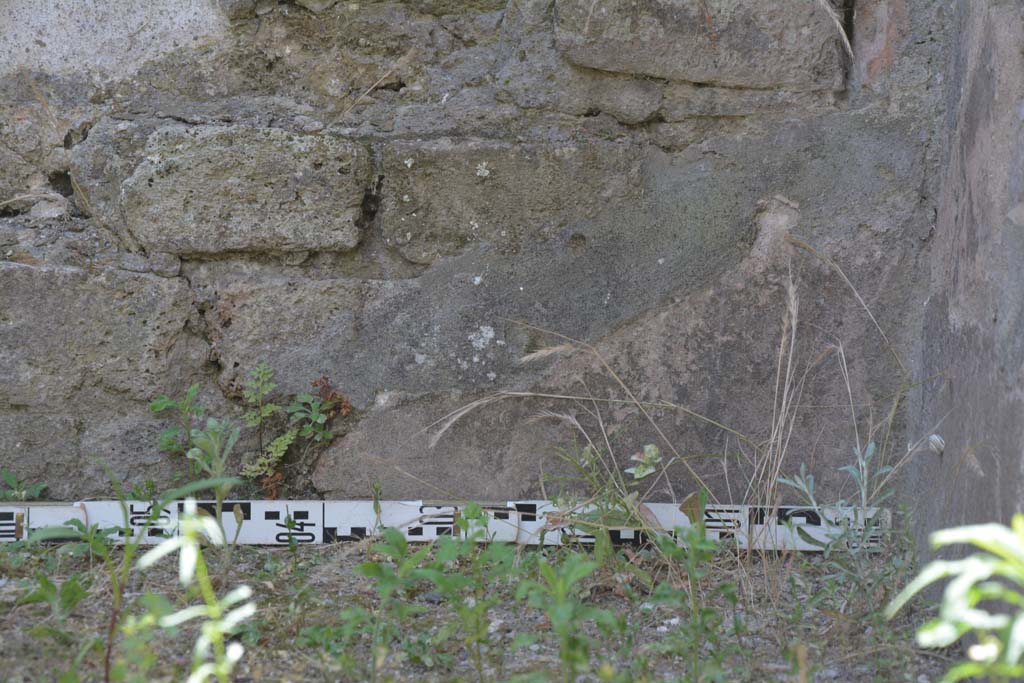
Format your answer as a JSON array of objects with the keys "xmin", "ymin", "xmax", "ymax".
[
  {"xmin": 907, "ymin": 1, "xmax": 1024, "ymax": 540},
  {"xmin": 73, "ymin": 122, "xmax": 373, "ymax": 255},
  {"xmin": 0, "ymin": 0, "xmax": 227, "ymax": 79},
  {"xmin": 306, "ymin": 109, "xmax": 931, "ymax": 500},
  {"xmin": 0, "ymin": 262, "xmax": 204, "ymax": 406},
  {"xmin": 311, "ymin": 393, "xmax": 568, "ymax": 500},
  {"xmin": 189, "ymin": 264, "xmax": 529, "ymax": 407},
  {"xmin": 122, "ymin": 126, "xmax": 372, "ymax": 255},
  {"xmin": 379, "ymin": 139, "xmax": 643, "ymax": 264},
  {"xmin": 194, "ymin": 273, "xmax": 377, "ymax": 398},
  {"xmin": 660, "ymin": 82, "xmax": 832, "ymax": 119},
  {"xmin": 554, "ymin": 0, "xmax": 846, "ymax": 90}
]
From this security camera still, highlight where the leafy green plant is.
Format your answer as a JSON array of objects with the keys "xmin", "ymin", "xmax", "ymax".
[
  {"xmin": 355, "ymin": 527, "xmax": 436, "ymax": 681},
  {"xmin": 241, "ymin": 427, "xmax": 297, "ymax": 481},
  {"xmin": 548, "ymin": 441, "xmax": 653, "ymax": 546},
  {"xmin": 624, "ymin": 444, "xmax": 662, "ymax": 481},
  {"xmin": 287, "ymin": 393, "xmax": 336, "ymax": 442},
  {"xmin": 887, "ymin": 514, "xmax": 1024, "ymax": 683},
  {"xmin": 29, "ymin": 476, "xmax": 238, "ymax": 683},
  {"xmin": 649, "ymin": 496, "xmax": 742, "ymax": 683},
  {"xmin": 298, "ymin": 611, "xmax": 373, "ymax": 678},
  {"xmin": 778, "ymin": 442, "xmax": 908, "ymax": 619},
  {"xmin": 186, "ymin": 418, "xmax": 244, "ymax": 565},
  {"xmin": 139, "ymin": 498, "xmax": 257, "ymax": 683},
  {"xmin": 400, "ymin": 628, "xmax": 456, "ymax": 671},
  {"xmin": 841, "ymin": 441, "xmax": 894, "ymax": 510},
  {"xmin": 516, "ymin": 552, "xmax": 613, "ymax": 683},
  {"xmin": 18, "ymin": 571, "xmax": 88, "ymax": 625},
  {"xmin": 188, "ymin": 418, "xmax": 240, "ymax": 484},
  {"xmin": 242, "ymin": 361, "xmax": 281, "ymax": 456},
  {"xmin": 54, "ymin": 519, "xmax": 119, "ymax": 569},
  {"xmin": 150, "ymin": 384, "xmax": 205, "ymax": 471},
  {"xmin": 111, "ymin": 593, "xmax": 175, "ymax": 683},
  {"xmin": 422, "ymin": 504, "xmax": 519, "ymax": 683},
  {"xmin": 0, "ymin": 469, "xmax": 47, "ymax": 500}
]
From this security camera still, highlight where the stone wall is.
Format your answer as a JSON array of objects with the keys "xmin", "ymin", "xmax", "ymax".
[
  {"xmin": 0, "ymin": 1, "xmax": 957, "ymax": 507},
  {"xmin": 904, "ymin": 0, "xmax": 1024, "ymax": 539}
]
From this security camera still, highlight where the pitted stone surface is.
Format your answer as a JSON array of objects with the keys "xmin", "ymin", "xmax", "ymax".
[
  {"xmin": 0, "ymin": 263, "xmax": 203, "ymax": 405},
  {"xmin": 379, "ymin": 139, "xmax": 644, "ymax": 265},
  {"xmin": 116, "ymin": 125, "xmax": 370, "ymax": 255},
  {"xmin": 554, "ymin": 0, "xmax": 846, "ymax": 90}
]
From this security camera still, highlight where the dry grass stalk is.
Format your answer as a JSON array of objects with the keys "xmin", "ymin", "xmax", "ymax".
[
  {"xmin": 330, "ymin": 47, "xmax": 417, "ymax": 126},
  {"xmin": 518, "ymin": 344, "xmax": 575, "ymax": 364},
  {"xmin": 0, "ymin": 193, "xmax": 59, "ymax": 210},
  {"xmin": 787, "ymin": 234, "xmax": 907, "ymax": 376},
  {"xmin": 744, "ymin": 267, "xmax": 809, "ymax": 513},
  {"xmin": 815, "ymin": 0, "xmax": 854, "ymax": 59}
]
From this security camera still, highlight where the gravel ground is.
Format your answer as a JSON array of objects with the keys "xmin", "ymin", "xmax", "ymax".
[{"xmin": 0, "ymin": 539, "xmax": 953, "ymax": 683}]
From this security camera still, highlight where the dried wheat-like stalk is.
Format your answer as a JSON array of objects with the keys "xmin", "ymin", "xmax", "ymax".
[
  {"xmin": 518, "ymin": 344, "xmax": 575, "ymax": 364},
  {"xmin": 330, "ymin": 47, "xmax": 417, "ymax": 126},
  {"xmin": 815, "ymin": 0, "xmax": 854, "ymax": 59}
]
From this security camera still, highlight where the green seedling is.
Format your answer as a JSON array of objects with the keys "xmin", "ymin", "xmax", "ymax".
[
  {"xmin": 241, "ymin": 427, "xmax": 297, "ymax": 482},
  {"xmin": 355, "ymin": 527, "xmax": 435, "ymax": 682},
  {"xmin": 150, "ymin": 383, "xmax": 205, "ymax": 469},
  {"xmin": 287, "ymin": 393, "xmax": 335, "ymax": 442},
  {"xmin": 650, "ymin": 501, "xmax": 742, "ymax": 683},
  {"xmin": 242, "ymin": 361, "xmax": 282, "ymax": 456},
  {"xmin": 421, "ymin": 504, "xmax": 519, "ymax": 683},
  {"xmin": 517, "ymin": 552, "xmax": 613, "ymax": 683},
  {"xmin": 298, "ymin": 610, "xmax": 373, "ymax": 678},
  {"xmin": 186, "ymin": 418, "xmax": 245, "ymax": 571},
  {"xmin": 18, "ymin": 571, "xmax": 89, "ymax": 632},
  {"xmin": 0, "ymin": 469, "xmax": 47, "ymax": 501}
]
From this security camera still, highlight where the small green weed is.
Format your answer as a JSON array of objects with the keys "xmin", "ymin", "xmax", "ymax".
[
  {"xmin": 298, "ymin": 611, "xmax": 372, "ymax": 677},
  {"xmin": 0, "ymin": 469, "xmax": 47, "ymax": 501},
  {"xmin": 288, "ymin": 393, "xmax": 337, "ymax": 443},
  {"xmin": 517, "ymin": 552, "xmax": 614, "ymax": 683},
  {"xmin": 241, "ymin": 427, "xmax": 297, "ymax": 483},
  {"xmin": 424, "ymin": 504, "xmax": 520, "ymax": 683},
  {"xmin": 649, "ymin": 502, "xmax": 742, "ymax": 683},
  {"xmin": 355, "ymin": 527, "xmax": 436, "ymax": 681},
  {"xmin": 242, "ymin": 360, "xmax": 282, "ymax": 457},
  {"xmin": 18, "ymin": 571, "xmax": 88, "ymax": 622},
  {"xmin": 150, "ymin": 383, "xmax": 205, "ymax": 470}
]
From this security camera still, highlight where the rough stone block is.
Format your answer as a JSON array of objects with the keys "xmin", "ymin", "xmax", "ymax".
[
  {"xmin": 660, "ymin": 82, "xmax": 833, "ymax": 119},
  {"xmin": 189, "ymin": 263, "xmax": 529, "ymax": 408},
  {"xmin": 587, "ymin": 76, "xmax": 663, "ymax": 124},
  {"xmin": 554, "ymin": 0, "xmax": 846, "ymax": 90},
  {"xmin": 379, "ymin": 139, "xmax": 643, "ymax": 264},
  {"xmin": 0, "ymin": 0, "xmax": 227, "ymax": 79},
  {"xmin": 117, "ymin": 126, "xmax": 372, "ymax": 255},
  {"xmin": 0, "ymin": 262, "xmax": 205, "ymax": 406},
  {"xmin": 311, "ymin": 393, "xmax": 568, "ymax": 500}
]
